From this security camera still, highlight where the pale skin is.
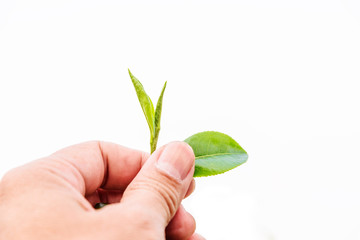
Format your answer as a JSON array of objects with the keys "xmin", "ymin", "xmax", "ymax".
[{"xmin": 0, "ymin": 141, "xmax": 205, "ymax": 240}]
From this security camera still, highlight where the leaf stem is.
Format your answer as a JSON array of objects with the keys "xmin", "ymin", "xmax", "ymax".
[{"xmin": 150, "ymin": 134, "xmax": 158, "ymax": 154}]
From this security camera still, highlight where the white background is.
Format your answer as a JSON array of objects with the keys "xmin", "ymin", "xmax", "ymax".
[{"xmin": 1, "ymin": 1, "xmax": 360, "ymax": 239}]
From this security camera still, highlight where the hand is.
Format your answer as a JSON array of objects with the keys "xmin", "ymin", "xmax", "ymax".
[{"xmin": 0, "ymin": 141, "xmax": 205, "ymax": 240}]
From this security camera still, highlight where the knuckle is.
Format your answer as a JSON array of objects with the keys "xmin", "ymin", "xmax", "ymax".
[
  {"xmin": 114, "ymin": 207, "xmax": 162, "ymax": 239},
  {"xmin": 127, "ymin": 172, "xmax": 181, "ymax": 220}
]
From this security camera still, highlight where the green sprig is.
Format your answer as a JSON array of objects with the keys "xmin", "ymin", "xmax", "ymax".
[{"xmin": 129, "ymin": 70, "xmax": 248, "ymax": 177}]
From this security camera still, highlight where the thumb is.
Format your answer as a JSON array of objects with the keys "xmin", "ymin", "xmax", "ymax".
[{"xmin": 120, "ymin": 141, "xmax": 195, "ymax": 226}]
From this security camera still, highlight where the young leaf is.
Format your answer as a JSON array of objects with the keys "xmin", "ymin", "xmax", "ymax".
[
  {"xmin": 184, "ymin": 131, "xmax": 248, "ymax": 177},
  {"xmin": 151, "ymin": 81, "xmax": 167, "ymax": 153},
  {"xmin": 128, "ymin": 69, "xmax": 155, "ymax": 141}
]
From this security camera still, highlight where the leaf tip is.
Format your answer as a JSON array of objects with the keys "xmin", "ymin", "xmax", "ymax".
[{"xmin": 161, "ymin": 81, "xmax": 167, "ymax": 92}]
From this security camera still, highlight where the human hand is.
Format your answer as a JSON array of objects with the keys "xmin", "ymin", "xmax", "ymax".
[{"xmin": 0, "ymin": 141, "xmax": 205, "ymax": 240}]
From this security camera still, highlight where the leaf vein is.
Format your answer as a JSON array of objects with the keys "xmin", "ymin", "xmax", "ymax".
[{"xmin": 195, "ymin": 152, "xmax": 245, "ymax": 159}]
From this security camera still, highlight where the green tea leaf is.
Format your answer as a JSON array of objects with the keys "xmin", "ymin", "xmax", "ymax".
[
  {"xmin": 184, "ymin": 131, "xmax": 248, "ymax": 177},
  {"xmin": 128, "ymin": 69, "xmax": 155, "ymax": 139},
  {"xmin": 151, "ymin": 81, "xmax": 167, "ymax": 153}
]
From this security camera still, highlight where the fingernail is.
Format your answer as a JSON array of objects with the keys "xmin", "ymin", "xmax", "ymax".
[{"xmin": 156, "ymin": 142, "xmax": 194, "ymax": 181}]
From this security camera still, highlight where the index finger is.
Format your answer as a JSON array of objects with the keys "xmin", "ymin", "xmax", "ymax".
[{"xmin": 49, "ymin": 141, "xmax": 149, "ymax": 195}]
